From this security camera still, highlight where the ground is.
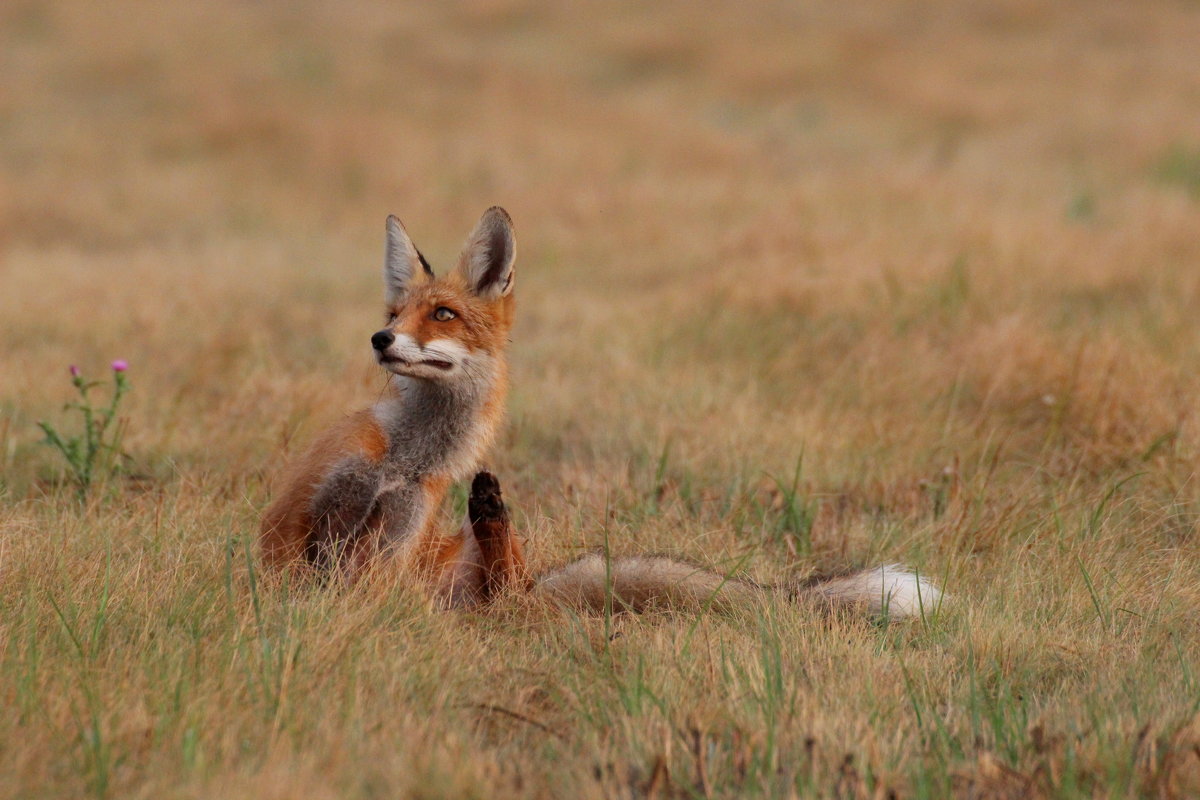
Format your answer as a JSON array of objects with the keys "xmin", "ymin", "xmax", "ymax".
[{"xmin": 2, "ymin": 1, "xmax": 1200, "ymax": 797}]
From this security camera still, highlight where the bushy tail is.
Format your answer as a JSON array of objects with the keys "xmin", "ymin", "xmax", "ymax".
[
  {"xmin": 534, "ymin": 553, "xmax": 759, "ymax": 613},
  {"xmin": 534, "ymin": 554, "xmax": 943, "ymax": 620}
]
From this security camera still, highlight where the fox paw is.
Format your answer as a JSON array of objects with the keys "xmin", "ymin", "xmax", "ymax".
[{"xmin": 469, "ymin": 471, "xmax": 506, "ymax": 526}]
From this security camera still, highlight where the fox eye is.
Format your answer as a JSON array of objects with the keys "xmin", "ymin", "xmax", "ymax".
[{"xmin": 432, "ymin": 307, "xmax": 457, "ymax": 322}]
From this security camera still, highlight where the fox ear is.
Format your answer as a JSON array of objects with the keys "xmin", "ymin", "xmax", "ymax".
[
  {"xmin": 384, "ymin": 215, "xmax": 432, "ymax": 303},
  {"xmin": 457, "ymin": 207, "xmax": 516, "ymax": 299}
]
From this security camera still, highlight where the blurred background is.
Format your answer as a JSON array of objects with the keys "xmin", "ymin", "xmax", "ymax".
[{"xmin": 2, "ymin": 0, "xmax": 1198, "ymax": 503}]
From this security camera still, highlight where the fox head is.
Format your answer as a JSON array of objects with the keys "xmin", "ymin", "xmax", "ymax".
[{"xmin": 371, "ymin": 207, "xmax": 516, "ymax": 384}]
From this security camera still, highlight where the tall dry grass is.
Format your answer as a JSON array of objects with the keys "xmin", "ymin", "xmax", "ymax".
[{"xmin": 2, "ymin": 0, "xmax": 1200, "ymax": 797}]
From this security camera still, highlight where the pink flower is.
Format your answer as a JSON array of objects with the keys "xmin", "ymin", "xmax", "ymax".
[
  {"xmin": 69, "ymin": 365, "xmax": 80, "ymax": 378},
  {"xmin": 111, "ymin": 360, "xmax": 128, "ymax": 373}
]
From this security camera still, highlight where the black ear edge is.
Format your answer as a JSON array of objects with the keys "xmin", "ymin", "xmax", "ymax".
[
  {"xmin": 483, "ymin": 206, "xmax": 512, "ymax": 224},
  {"xmin": 417, "ymin": 249, "xmax": 434, "ymax": 278}
]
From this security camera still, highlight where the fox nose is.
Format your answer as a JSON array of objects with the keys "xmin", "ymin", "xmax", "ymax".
[{"xmin": 371, "ymin": 329, "xmax": 395, "ymax": 351}]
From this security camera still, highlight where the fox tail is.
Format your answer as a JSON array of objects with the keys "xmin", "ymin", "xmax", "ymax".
[{"xmin": 534, "ymin": 554, "xmax": 942, "ymax": 620}]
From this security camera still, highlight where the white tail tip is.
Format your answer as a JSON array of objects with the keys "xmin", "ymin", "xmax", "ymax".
[{"xmin": 809, "ymin": 564, "xmax": 943, "ymax": 619}]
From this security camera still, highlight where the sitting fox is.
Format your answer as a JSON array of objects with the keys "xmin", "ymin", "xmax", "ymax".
[{"xmin": 260, "ymin": 208, "xmax": 942, "ymax": 617}]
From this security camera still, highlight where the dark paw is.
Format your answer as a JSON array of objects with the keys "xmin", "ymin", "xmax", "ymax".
[{"xmin": 469, "ymin": 471, "xmax": 506, "ymax": 523}]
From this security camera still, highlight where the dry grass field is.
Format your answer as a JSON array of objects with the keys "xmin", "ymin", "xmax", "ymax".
[{"xmin": 3, "ymin": 1, "xmax": 1200, "ymax": 797}]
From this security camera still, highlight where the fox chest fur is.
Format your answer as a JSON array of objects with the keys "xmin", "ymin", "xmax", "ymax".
[{"xmin": 305, "ymin": 377, "xmax": 500, "ymax": 563}]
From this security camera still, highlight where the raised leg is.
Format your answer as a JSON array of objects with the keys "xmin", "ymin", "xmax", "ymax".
[{"xmin": 467, "ymin": 471, "xmax": 530, "ymax": 602}]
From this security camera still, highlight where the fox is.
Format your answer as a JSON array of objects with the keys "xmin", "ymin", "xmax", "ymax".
[
  {"xmin": 260, "ymin": 207, "xmax": 526, "ymax": 606},
  {"xmin": 260, "ymin": 208, "xmax": 943, "ymax": 619}
]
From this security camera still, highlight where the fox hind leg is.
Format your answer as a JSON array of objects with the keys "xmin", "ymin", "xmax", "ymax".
[{"xmin": 466, "ymin": 471, "xmax": 530, "ymax": 602}]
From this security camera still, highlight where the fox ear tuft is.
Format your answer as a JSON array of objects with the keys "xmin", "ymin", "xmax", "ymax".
[
  {"xmin": 458, "ymin": 207, "xmax": 515, "ymax": 300},
  {"xmin": 384, "ymin": 215, "xmax": 432, "ymax": 302}
]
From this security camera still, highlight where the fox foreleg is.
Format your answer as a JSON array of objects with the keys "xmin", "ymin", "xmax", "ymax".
[{"xmin": 305, "ymin": 457, "xmax": 381, "ymax": 573}]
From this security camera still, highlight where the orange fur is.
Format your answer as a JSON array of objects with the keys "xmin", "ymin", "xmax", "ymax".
[{"xmin": 472, "ymin": 514, "xmax": 530, "ymax": 602}]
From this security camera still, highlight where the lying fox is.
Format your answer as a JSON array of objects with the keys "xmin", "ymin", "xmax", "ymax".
[{"xmin": 260, "ymin": 208, "xmax": 942, "ymax": 617}]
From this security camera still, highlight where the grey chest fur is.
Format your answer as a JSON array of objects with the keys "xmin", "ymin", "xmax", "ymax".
[{"xmin": 373, "ymin": 376, "xmax": 491, "ymax": 482}]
